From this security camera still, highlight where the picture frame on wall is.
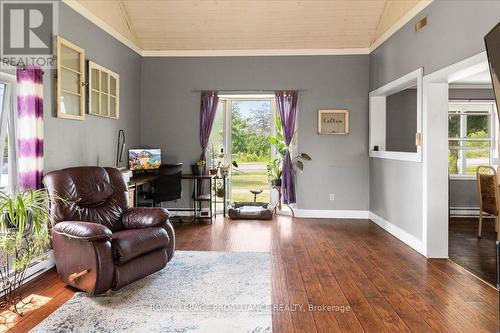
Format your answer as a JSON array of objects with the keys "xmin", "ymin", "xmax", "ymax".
[{"xmin": 317, "ymin": 109, "xmax": 349, "ymax": 135}]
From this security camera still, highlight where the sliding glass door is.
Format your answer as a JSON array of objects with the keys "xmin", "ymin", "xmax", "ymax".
[{"xmin": 208, "ymin": 95, "xmax": 276, "ymax": 204}]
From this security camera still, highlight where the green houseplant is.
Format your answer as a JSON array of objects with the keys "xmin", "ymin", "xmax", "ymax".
[
  {"xmin": 267, "ymin": 116, "xmax": 312, "ymax": 185},
  {"xmin": 267, "ymin": 157, "xmax": 282, "ymax": 186},
  {"xmin": 191, "ymin": 160, "xmax": 206, "ymax": 176},
  {"xmin": 0, "ymin": 189, "xmax": 56, "ymax": 314}
]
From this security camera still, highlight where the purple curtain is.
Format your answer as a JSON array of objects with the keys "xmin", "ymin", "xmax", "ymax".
[
  {"xmin": 17, "ymin": 66, "xmax": 44, "ymax": 190},
  {"xmin": 199, "ymin": 91, "xmax": 219, "ymax": 173},
  {"xmin": 275, "ymin": 91, "xmax": 298, "ymax": 204}
]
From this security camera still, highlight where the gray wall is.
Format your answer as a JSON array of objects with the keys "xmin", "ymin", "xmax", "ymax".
[
  {"xmin": 43, "ymin": 3, "xmax": 142, "ymax": 172},
  {"xmin": 449, "ymin": 88, "xmax": 495, "ymax": 100},
  {"xmin": 386, "ymin": 88, "xmax": 417, "ymax": 152},
  {"xmin": 141, "ymin": 56, "xmax": 370, "ymax": 210},
  {"xmin": 369, "ymin": 0, "xmax": 500, "ymax": 240},
  {"xmin": 370, "ymin": 1, "xmax": 500, "ymax": 88},
  {"xmin": 450, "ymin": 179, "xmax": 478, "ymax": 209}
]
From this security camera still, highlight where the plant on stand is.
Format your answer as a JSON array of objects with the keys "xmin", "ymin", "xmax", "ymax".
[
  {"xmin": 267, "ymin": 115, "xmax": 312, "ymax": 186},
  {"xmin": 191, "ymin": 160, "xmax": 206, "ymax": 176},
  {"xmin": 267, "ymin": 157, "xmax": 282, "ymax": 186},
  {"xmin": 0, "ymin": 189, "xmax": 58, "ymax": 314}
]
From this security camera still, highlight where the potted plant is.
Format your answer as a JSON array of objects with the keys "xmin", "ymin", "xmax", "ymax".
[
  {"xmin": 191, "ymin": 160, "xmax": 206, "ymax": 176},
  {"xmin": 267, "ymin": 115, "xmax": 312, "ymax": 179},
  {"xmin": 0, "ymin": 189, "xmax": 59, "ymax": 314},
  {"xmin": 267, "ymin": 156, "xmax": 282, "ymax": 186}
]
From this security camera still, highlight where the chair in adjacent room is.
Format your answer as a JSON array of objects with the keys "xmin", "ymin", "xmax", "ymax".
[
  {"xmin": 476, "ymin": 165, "xmax": 500, "ymax": 240},
  {"xmin": 43, "ymin": 166, "xmax": 176, "ymax": 295}
]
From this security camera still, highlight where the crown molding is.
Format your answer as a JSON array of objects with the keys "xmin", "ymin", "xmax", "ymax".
[
  {"xmin": 369, "ymin": 0, "xmax": 434, "ymax": 53},
  {"xmin": 62, "ymin": 0, "xmax": 142, "ymax": 55},
  {"xmin": 141, "ymin": 48, "xmax": 370, "ymax": 57},
  {"xmin": 64, "ymin": 0, "xmax": 433, "ymax": 57}
]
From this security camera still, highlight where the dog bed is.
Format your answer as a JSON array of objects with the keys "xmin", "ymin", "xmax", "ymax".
[{"xmin": 228, "ymin": 202, "xmax": 274, "ymax": 220}]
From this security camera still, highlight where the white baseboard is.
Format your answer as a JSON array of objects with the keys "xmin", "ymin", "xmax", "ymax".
[
  {"xmin": 368, "ymin": 212, "xmax": 425, "ymax": 255},
  {"xmin": 293, "ymin": 209, "xmax": 369, "ymax": 219},
  {"xmin": 449, "ymin": 206, "xmax": 480, "ymax": 217}
]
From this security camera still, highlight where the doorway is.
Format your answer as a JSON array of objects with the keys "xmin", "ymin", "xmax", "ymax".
[
  {"xmin": 424, "ymin": 51, "xmax": 499, "ymax": 284},
  {"xmin": 208, "ymin": 94, "xmax": 276, "ymax": 204}
]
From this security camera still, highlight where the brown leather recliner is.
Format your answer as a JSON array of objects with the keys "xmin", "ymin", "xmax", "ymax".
[{"xmin": 43, "ymin": 166, "xmax": 175, "ymax": 295}]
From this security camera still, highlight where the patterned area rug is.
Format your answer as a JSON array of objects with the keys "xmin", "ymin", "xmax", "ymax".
[{"xmin": 31, "ymin": 251, "xmax": 271, "ymax": 333}]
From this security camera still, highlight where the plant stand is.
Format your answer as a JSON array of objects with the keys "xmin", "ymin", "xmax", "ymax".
[
  {"xmin": 272, "ymin": 185, "xmax": 295, "ymax": 218},
  {"xmin": 0, "ymin": 248, "xmax": 35, "ymax": 317}
]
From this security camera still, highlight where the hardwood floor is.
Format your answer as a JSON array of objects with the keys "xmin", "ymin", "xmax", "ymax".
[
  {"xmin": 3, "ymin": 216, "xmax": 499, "ymax": 332},
  {"xmin": 449, "ymin": 216, "xmax": 497, "ymax": 285}
]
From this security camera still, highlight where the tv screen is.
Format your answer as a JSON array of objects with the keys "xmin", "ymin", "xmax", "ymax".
[
  {"xmin": 128, "ymin": 149, "xmax": 162, "ymax": 170},
  {"xmin": 485, "ymin": 21, "xmax": 500, "ymax": 121}
]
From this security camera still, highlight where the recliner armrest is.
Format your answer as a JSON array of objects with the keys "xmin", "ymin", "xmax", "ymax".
[
  {"xmin": 122, "ymin": 207, "xmax": 170, "ymax": 229},
  {"xmin": 53, "ymin": 221, "xmax": 112, "ymax": 241}
]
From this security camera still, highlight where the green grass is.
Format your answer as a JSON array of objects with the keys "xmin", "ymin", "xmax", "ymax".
[
  {"xmin": 231, "ymin": 170, "xmax": 269, "ymax": 188},
  {"xmin": 231, "ymin": 189, "xmax": 270, "ymax": 203},
  {"xmin": 231, "ymin": 169, "xmax": 270, "ymax": 202}
]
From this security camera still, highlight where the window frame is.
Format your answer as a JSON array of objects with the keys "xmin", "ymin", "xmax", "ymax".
[
  {"xmin": 448, "ymin": 100, "xmax": 497, "ymax": 180},
  {"xmin": 0, "ymin": 70, "xmax": 17, "ymax": 192},
  {"xmin": 369, "ymin": 68, "xmax": 423, "ymax": 162},
  {"xmin": 209, "ymin": 94, "xmax": 280, "ymax": 205}
]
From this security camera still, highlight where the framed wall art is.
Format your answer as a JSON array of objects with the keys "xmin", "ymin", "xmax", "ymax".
[{"xmin": 317, "ymin": 109, "xmax": 349, "ymax": 135}]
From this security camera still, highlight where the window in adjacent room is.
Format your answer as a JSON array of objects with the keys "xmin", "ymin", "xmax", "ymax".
[{"xmin": 448, "ymin": 101, "xmax": 498, "ymax": 176}]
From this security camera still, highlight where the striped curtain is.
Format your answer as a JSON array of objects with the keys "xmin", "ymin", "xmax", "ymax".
[{"xmin": 17, "ymin": 66, "xmax": 43, "ymax": 190}]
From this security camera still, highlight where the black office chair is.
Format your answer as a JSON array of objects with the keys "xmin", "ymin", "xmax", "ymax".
[{"xmin": 144, "ymin": 171, "xmax": 182, "ymax": 207}]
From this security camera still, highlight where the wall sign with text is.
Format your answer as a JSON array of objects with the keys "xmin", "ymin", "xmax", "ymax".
[{"xmin": 317, "ymin": 109, "xmax": 349, "ymax": 135}]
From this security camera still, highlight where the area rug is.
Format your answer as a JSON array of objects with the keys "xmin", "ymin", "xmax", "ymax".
[{"xmin": 31, "ymin": 251, "xmax": 271, "ymax": 333}]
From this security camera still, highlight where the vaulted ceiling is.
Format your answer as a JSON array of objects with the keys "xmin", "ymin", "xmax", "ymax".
[{"xmin": 66, "ymin": 0, "xmax": 431, "ymax": 54}]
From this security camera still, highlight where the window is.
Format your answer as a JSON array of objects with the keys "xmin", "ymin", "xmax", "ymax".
[
  {"xmin": 89, "ymin": 61, "xmax": 120, "ymax": 119},
  {"xmin": 207, "ymin": 95, "xmax": 282, "ymax": 204},
  {"xmin": 0, "ymin": 71, "xmax": 16, "ymax": 192},
  {"xmin": 0, "ymin": 83, "xmax": 6, "ymax": 189},
  {"xmin": 369, "ymin": 68, "xmax": 423, "ymax": 162},
  {"xmin": 56, "ymin": 36, "xmax": 85, "ymax": 120},
  {"xmin": 448, "ymin": 101, "xmax": 497, "ymax": 176}
]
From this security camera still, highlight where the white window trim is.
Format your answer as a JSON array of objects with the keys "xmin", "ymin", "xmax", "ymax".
[
  {"xmin": 0, "ymin": 70, "xmax": 17, "ymax": 193},
  {"xmin": 213, "ymin": 95, "xmax": 280, "ymax": 205},
  {"xmin": 369, "ymin": 68, "xmax": 423, "ymax": 162},
  {"xmin": 447, "ymin": 100, "xmax": 497, "ymax": 179}
]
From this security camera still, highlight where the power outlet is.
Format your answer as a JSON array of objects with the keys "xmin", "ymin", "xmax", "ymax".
[{"xmin": 329, "ymin": 194, "xmax": 335, "ymax": 201}]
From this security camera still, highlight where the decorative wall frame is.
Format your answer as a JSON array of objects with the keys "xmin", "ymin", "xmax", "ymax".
[
  {"xmin": 55, "ymin": 36, "xmax": 85, "ymax": 120},
  {"xmin": 88, "ymin": 61, "xmax": 120, "ymax": 119},
  {"xmin": 317, "ymin": 109, "xmax": 349, "ymax": 135}
]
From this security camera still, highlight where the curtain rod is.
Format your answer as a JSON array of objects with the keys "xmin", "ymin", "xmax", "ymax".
[{"xmin": 191, "ymin": 89, "xmax": 306, "ymax": 93}]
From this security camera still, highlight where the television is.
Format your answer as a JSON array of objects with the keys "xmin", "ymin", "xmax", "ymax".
[
  {"xmin": 485, "ymin": 21, "xmax": 500, "ymax": 122},
  {"xmin": 128, "ymin": 149, "xmax": 162, "ymax": 170}
]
